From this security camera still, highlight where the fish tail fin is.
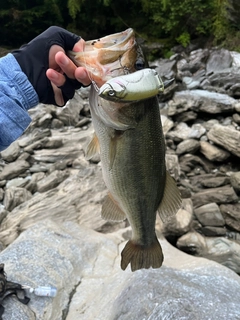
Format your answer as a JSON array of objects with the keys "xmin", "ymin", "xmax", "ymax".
[{"xmin": 121, "ymin": 236, "xmax": 163, "ymax": 272}]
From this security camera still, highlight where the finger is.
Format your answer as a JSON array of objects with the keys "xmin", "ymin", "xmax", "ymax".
[
  {"xmin": 75, "ymin": 67, "xmax": 92, "ymax": 86},
  {"xmin": 54, "ymin": 51, "xmax": 77, "ymax": 79},
  {"xmin": 72, "ymin": 38, "xmax": 85, "ymax": 52},
  {"xmin": 51, "ymin": 82, "xmax": 64, "ymax": 106},
  {"xmin": 46, "ymin": 69, "xmax": 66, "ymax": 87}
]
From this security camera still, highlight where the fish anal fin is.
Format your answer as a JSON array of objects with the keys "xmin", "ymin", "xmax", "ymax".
[
  {"xmin": 158, "ymin": 171, "xmax": 182, "ymax": 223},
  {"xmin": 101, "ymin": 193, "xmax": 126, "ymax": 221},
  {"xmin": 85, "ymin": 133, "xmax": 100, "ymax": 160},
  {"xmin": 121, "ymin": 236, "xmax": 164, "ymax": 272}
]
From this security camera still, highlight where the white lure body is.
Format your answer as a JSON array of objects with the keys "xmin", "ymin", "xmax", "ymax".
[{"xmin": 98, "ymin": 68, "xmax": 164, "ymax": 102}]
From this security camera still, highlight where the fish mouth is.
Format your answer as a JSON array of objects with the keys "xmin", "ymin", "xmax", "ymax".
[{"xmin": 68, "ymin": 28, "xmax": 138, "ymax": 86}]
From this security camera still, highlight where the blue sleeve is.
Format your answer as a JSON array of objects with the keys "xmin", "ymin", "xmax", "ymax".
[{"xmin": 0, "ymin": 53, "xmax": 39, "ymax": 151}]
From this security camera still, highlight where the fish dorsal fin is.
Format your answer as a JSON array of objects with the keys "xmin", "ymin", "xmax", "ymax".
[
  {"xmin": 101, "ymin": 193, "xmax": 126, "ymax": 221},
  {"xmin": 85, "ymin": 133, "xmax": 100, "ymax": 160},
  {"xmin": 158, "ymin": 171, "xmax": 182, "ymax": 223}
]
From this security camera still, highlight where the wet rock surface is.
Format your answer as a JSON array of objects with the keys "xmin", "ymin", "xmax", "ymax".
[{"xmin": 0, "ymin": 48, "xmax": 240, "ymax": 318}]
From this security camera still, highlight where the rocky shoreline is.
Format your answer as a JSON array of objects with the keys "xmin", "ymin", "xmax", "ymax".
[{"xmin": 0, "ymin": 47, "xmax": 240, "ymax": 319}]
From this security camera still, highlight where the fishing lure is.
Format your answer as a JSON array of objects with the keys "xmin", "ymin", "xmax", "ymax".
[{"xmin": 98, "ymin": 68, "xmax": 170, "ymax": 102}]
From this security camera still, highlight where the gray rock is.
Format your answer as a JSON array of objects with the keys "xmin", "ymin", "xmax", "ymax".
[
  {"xmin": 0, "ymin": 188, "xmax": 4, "ymax": 201},
  {"xmin": 0, "ymin": 141, "xmax": 20, "ymax": 162},
  {"xmin": 200, "ymin": 176, "xmax": 230, "ymax": 188},
  {"xmin": 200, "ymin": 141, "xmax": 231, "ymax": 162},
  {"xmin": 168, "ymin": 90, "xmax": 236, "ymax": 116},
  {"xmin": 192, "ymin": 185, "xmax": 238, "ymax": 208},
  {"xmin": 220, "ymin": 204, "xmax": 240, "ymax": 232},
  {"xmin": 44, "ymin": 137, "xmax": 63, "ymax": 149},
  {"xmin": 208, "ymin": 124, "xmax": 240, "ymax": 157},
  {"xmin": 230, "ymin": 171, "xmax": 240, "ymax": 193},
  {"xmin": 18, "ymin": 128, "xmax": 52, "ymax": 148},
  {"xmin": 167, "ymin": 122, "xmax": 206, "ymax": 141},
  {"xmin": 176, "ymin": 139, "xmax": 200, "ymax": 155},
  {"xmin": 161, "ymin": 198, "xmax": 193, "ymax": 237},
  {"xmin": 194, "ymin": 203, "xmax": 225, "ymax": 227},
  {"xmin": 67, "ymin": 233, "xmax": 240, "ymax": 320},
  {"xmin": 37, "ymin": 170, "xmax": 69, "ymax": 193},
  {"xmin": 3, "ymin": 187, "xmax": 32, "ymax": 211},
  {"xmin": 0, "ymin": 160, "xmax": 30, "ymax": 180},
  {"xmin": 200, "ymin": 226, "xmax": 226, "ymax": 237},
  {"xmin": 206, "ymin": 49, "xmax": 232, "ymax": 74},
  {"xmin": 165, "ymin": 154, "xmax": 181, "ymax": 181},
  {"xmin": 2, "ymin": 221, "xmax": 240, "ymax": 320},
  {"xmin": 177, "ymin": 231, "xmax": 240, "ymax": 274},
  {"xmin": 51, "ymin": 118, "xmax": 64, "ymax": 129},
  {"xmin": 0, "ymin": 168, "xmax": 107, "ymax": 246}
]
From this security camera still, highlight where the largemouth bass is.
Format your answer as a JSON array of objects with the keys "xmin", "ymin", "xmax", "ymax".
[{"xmin": 69, "ymin": 29, "xmax": 182, "ymax": 272}]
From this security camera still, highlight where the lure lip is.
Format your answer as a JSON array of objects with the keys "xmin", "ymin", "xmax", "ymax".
[{"xmin": 163, "ymin": 78, "xmax": 175, "ymax": 89}]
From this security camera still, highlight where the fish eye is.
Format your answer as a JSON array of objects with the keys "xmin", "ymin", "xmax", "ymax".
[
  {"xmin": 108, "ymin": 90, "xmax": 115, "ymax": 96},
  {"xmin": 134, "ymin": 60, "xmax": 145, "ymax": 70}
]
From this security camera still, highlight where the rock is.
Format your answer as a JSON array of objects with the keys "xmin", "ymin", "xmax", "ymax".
[
  {"xmin": 192, "ymin": 186, "xmax": 238, "ymax": 208},
  {"xmin": 167, "ymin": 90, "xmax": 236, "ymax": 116},
  {"xmin": 51, "ymin": 118, "xmax": 64, "ymax": 129},
  {"xmin": 200, "ymin": 141, "xmax": 231, "ymax": 162},
  {"xmin": 0, "ymin": 168, "xmax": 107, "ymax": 246},
  {"xmin": 2, "ymin": 220, "xmax": 240, "ymax": 320},
  {"xmin": 37, "ymin": 170, "xmax": 69, "ymax": 193},
  {"xmin": 43, "ymin": 137, "xmax": 63, "ymax": 149},
  {"xmin": 230, "ymin": 171, "xmax": 240, "ymax": 194},
  {"xmin": 6, "ymin": 177, "xmax": 31, "ymax": 189},
  {"xmin": 18, "ymin": 128, "xmax": 52, "ymax": 148},
  {"xmin": 220, "ymin": 204, "xmax": 240, "ymax": 232},
  {"xmin": 194, "ymin": 203, "xmax": 225, "ymax": 226},
  {"xmin": 232, "ymin": 113, "xmax": 240, "ymax": 124},
  {"xmin": 161, "ymin": 198, "xmax": 193, "ymax": 237},
  {"xmin": 23, "ymin": 137, "xmax": 50, "ymax": 153},
  {"xmin": 0, "ymin": 160, "xmax": 30, "ymax": 180},
  {"xmin": 176, "ymin": 139, "xmax": 200, "ymax": 155},
  {"xmin": 0, "ymin": 141, "xmax": 20, "ymax": 162},
  {"xmin": 206, "ymin": 49, "xmax": 233, "ymax": 74},
  {"xmin": 200, "ymin": 176, "xmax": 230, "ymax": 188},
  {"xmin": 0, "ymin": 189, "xmax": 4, "ymax": 201},
  {"xmin": 165, "ymin": 154, "xmax": 181, "ymax": 181},
  {"xmin": 177, "ymin": 231, "xmax": 240, "ymax": 274},
  {"xmin": 3, "ymin": 187, "xmax": 32, "ymax": 211},
  {"xmin": 55, "ymin": 94, "xmax": 83, "ymax": 126},
  {"xmin": 167, "ymin": 122, "xmax": 206, "ymax": 141},
  {"xmin": 161, "ymin": 115, "xmax": 174, "ymax": 135},
  {"xmin": 200, "ymin": 226, "xmax": 226, "ymax": 237},
  {"xmin": 207, "ymin": 124, "xmax": 240, "ymax": 157}
]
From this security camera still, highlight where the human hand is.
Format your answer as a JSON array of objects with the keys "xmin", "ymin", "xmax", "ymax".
[
  {"xmin": 12, "ymin": 26, "xmax": 91, "ymax": 106},
  {"xmin": 46, "ymin": 38, "xmax": 91, "ymax": 106}
]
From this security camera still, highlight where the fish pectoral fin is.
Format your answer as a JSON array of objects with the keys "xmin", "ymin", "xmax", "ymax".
[
  {"xmin": 101, "ymin": 193, "xmax": 126, "ymax": 221},
  {"xmin": 85, "ymin": 133, "xmax": 100, "ymax": 160},
  {"xmin": 109, "ymin": 130, "xmax": 124, "ymax": 169},
  {"xmin": 121, "ymin": 236, "xmax": 164, "ymax": 272},
  {"xmin": 158, "ymin": 171, "xmax": 182, "ymax": 223}
]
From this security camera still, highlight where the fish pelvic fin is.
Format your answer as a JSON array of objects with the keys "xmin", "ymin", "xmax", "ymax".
[
  {"xmin": 158, "ymin": 171, "xmax": 182, "ymax": 223},
  {"xmin": 85, "ymin": 133, "xmax": 100, "ymax": 160},
  {"xmin": 101, "ymin": 193, "xmax": 126, "ymax": 221},
  {"xmin": 121, "ymin": 236, "xmax": 164, "ymax": 272}
]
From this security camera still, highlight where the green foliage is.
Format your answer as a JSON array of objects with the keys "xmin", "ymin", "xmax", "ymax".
[
  {"xmin": 0, "ymin": 0, "xmax": 239, "ymax": 52},
  {"xmin": 176, "ymin": 32, "xmax": 191, "ymax": 48}
]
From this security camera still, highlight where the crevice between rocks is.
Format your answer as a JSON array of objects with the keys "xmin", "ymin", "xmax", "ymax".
[{"xmin": 61, "ymin": 279, "xmax": 81, "ymax": 320}]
